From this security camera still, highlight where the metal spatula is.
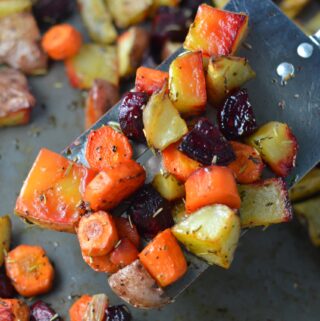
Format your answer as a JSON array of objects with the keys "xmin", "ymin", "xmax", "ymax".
[{"xmin": 62, "ymin": 0, "xmax": 320, "ymax": 301}]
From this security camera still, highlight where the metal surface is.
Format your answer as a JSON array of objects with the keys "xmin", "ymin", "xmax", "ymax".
[{"xmin": 1, "ymin": 0, "xmax": 320, "ymax": 320}]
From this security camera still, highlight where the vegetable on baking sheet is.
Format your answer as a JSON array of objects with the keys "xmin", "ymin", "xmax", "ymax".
[
  {"xmin": 114, "ymin": 217, "xmax": 140, "ymax": 249},
  {"xmin": 83, "ymin": 293, "xmax": 109, "ymax": 321},
  {"xmin": 0, "ymin": 215, "xmax": 11, "ymax": 267},
  {"xmin": 0, "ymin": 0, "xmax": 31, "ymax": 18},
  {"xmin": 0, "ymin": 298, "xmax": 30, "ymax": 321},
  {"xmin": 172, "ymin": 204, "xmax": 240, "ymax": 268},
  {"xmin": 0, "ymin": 272, "xmax": 16, "ymax": 298},
  {"xmin": 82, "ymin": 252, "xmax": 118, "ymax": 273},
  {"xmin": 30, "ymin": 300, "xmax": 63, "ymax": 321},
  {"xmin": 171, "ymin": 201, "xmax": 188, "ymax": 224},
  {"xmin": 69, "ymin": 295, "xmax": 92, "ymax": 321},
  {"xmin": 110, "ymin": 238, "xmax": 139, "ymax": 270}
]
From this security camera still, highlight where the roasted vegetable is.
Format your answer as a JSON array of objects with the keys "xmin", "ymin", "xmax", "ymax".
[
  {"xmin": 0, "ymin": 12, "xmax": 47, "ymax": 75},
  {"xmin": 206, "ymin": 56, "xmax": 255, "ymax": 106},
  {"xmin": 106, "ymin": 0, "xmax": 153, "ymax": 28},
  {"xmin": 78, "ymin": 0, "xmax": 117, "ymax": 45},
  {"xmin": 118, "ymin": 27, "xmax": 149, "ymax": 78},
  {"xmin": 108, "ymin": 259, "xmax": 171, "ymax": 309},
  {"xmin": 238, "ymin": 178, "xmax": 292, "ymax": 228},
  {"xmin": 69, "ymin": 295, "xmax": 92, "ymax": 321},
  {"xmin": 279, "ymin": 0, "xmax": 310, "ymax": 18},
  {"xmin": 65, "ymin": 44, "xmax": 118, "ymax": 89},
  {"xmin": 0, "ymin": 0, "xmax": 31, "ymax": 18},
  {"xmin": 114, "ymin": 217, "xmax": 140, "ymax": 248},
  {"xmin": 0, "ymin": 299, "xmax": 30, "ymax": 321},
  {"xmin": 0, "ymin": 215, "xmax": 11, "ymax": 267},
  {"xmin": 15, "ymin": 148, "xmax": 97, "ymax": 233},
  {"xmin": 184, "ymin": 5, "xmax": 248, "ymax": 57},
  {"xmin": 246, "ymin": 121, "xmax": 298, "ymax": 177},
  {"xmin": 152, "ymin": 0, "xmax": 180, "ymax": 11},
  {"xmin": 110, "ymin": 238, "xmax": 139, "ymax": 270},
  {"xmin": 83, "ymin": 294, "xmax": 109, "ymax": 321},
  {"xmin": 217, "ymin": 89, "xmax": 257, "ymax": 139},
  {"xmin": 289, "ymin": 168, "xmax": 320, "ymax": 202},
  {"xmin": 171, "ymin": 201, "xmax": 187, "ymax": 224},
  {"xmin": 82, "ymin": 252, "xmax": 117, "ymax": 273},
  {"xmin": 294, "ymin": 196, "xmax": 320, "ymax": 246},
  {"xmin": 0, "ymin": 273, "xmax": 15, "ymax": 298},
  {"xmin": 30, "ymin": 300, "xmax": 63, "ymax": 321},
  {"xmin": 179, "ymin": 118, "xmax": 235, "ymax": 166},
  {"xmin": 135, "ymin": 67, "xmax": 168, "ymax": 95},
  {"xmin": 152, "ymin": 172, "xmax": 185, "ymax": 201},
  {"xmin": 172, "ymin": 204, "xmax": 240, "ymax": 268},
  {"xmin": 143, "ymin": 86, "xmax": 188, "ymax": 150},
  {"xmin": 169, "ymin": 51, "xmax": 207, "ymax": 115},
  {"xmin": 106, "ymin": 305, "xmax": 132, "ymax": 321},
  {"xmin": 212, "ymin": 0, "xmax": 228, "ymax": 8}
]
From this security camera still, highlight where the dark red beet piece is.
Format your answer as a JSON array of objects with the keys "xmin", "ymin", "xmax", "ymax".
[
  {"xmin": 0, "ymin": 272, "xmax": 15, "ymax": 298},
  {"xmin": 119, "ymin": 92, "xmax": 149, "ymax": 142},
  {"xmin": 106, "ymin": 305, "xmax": 132, "ymax": 321},
  {"xmin": 30, "ymin": 301, "xmax": 63, "ymax": 321},
  {"xmin": 181, "ymin": 0, "xmax": 204, "ymax": 15},
  {"xmin": 217, "ymin": 88, "xmax": 257, "ymax": 139},
  {"xmin": 127, "ymin": 184, "xmax": 173, "ymax": 239},
  {"xmin": 179, "ymin": 118, "xmax": 235, "ymax": 166}
]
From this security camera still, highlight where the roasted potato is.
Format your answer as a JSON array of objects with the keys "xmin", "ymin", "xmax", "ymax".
[
  {"xmin": 105, "ymin": 0, "xmax": 153, "ymax": 28},
  {"xmin": 143, "ymin": 86, "xmax": 188, "ymax": 150},
  {"xmin": 0, "ymin": 215, "xmax": 11, "ymax": 267},
  {"xmin": 279, "ymin": 0, "xmax": 310, "ymax": 18},
  {"xmin": 171, "ymin": 201, "xmax": 188, "ymax": 224},
  {"xmin": 108, "ymin": 259, "xmax": 170, "ymax": 309},
  {"xmin": 0, "ymin": 0, "xmax": 31, "ymax": 18},
  {"xmin": 118, "ymin": 27, "xmax": 149, "ymax": 78},
  {"xmin": 152, "ymin": 172, "xmax": 185, "ymax": 201},
  {"xmin": 212, "ymin": 0, "xmax": 228, "ymax": 8},
  {"xmin": 246, "ymin": 121, "xmax": 298, "ymax": 177},
  {"xmin": 172, "ymin": 204, "xmax": 240, "ymax": 269},
  {"xmin": 65, "ymin": 43, "xmax": 118, "ymax": 89},
  {"xmin": 78, "ymin": 0, "xmax": 117, "ymax": 45},
  {"xmin": 239, "ymin": 178, "xmax": 292, "ymax": 228},
  {"xmin": 206, "ymin": 56, "xmax": 255, "ymax": 106},
  {"xmin": 294, "ymin": 196, "xmax": 320, "ymax": 246}
]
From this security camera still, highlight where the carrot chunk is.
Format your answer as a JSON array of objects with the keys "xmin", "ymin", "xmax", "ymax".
[
  {"xmin": 42, "ymin": 24, "xmax": 82, "ymax": 60},
  {"xmin": 5, "ymin": 245, "xmax": 54, "ymax": 297},
  {"xmin": 227, "ymin": 141, "xmax": 264, "ymax": 184},
  {"xmin": 185, "ymin": 166, "xmax": 241, "ymax": 213},
  {"xmin": 0, "ymin": 299, "xmax": 30, "ymax": 321},
  {"xmin": 85, "ymin": 126, "xmax": 133, "ymax": 171},
  {"xmin": 69, "ymin": 295, "xmax": 92, "ymax": 321},
  {"xmin": 110, "ymin": 238, "xmax": 139, "ymax": 270},
  {"xmin": 77, "ymin": 211, "xmax": 119, "ymax": 257},
  {"xmin": 114, "ymin": 217, "xmax": 140, "ymax": 248},
  {"xmin": 84, "ymin": 160, "xmax": 146, "ymax": 211},
  {"xmin": 139, "ymin": 229, "xmax": 187, "ymax": 287},
  {"xmin": 82, "ymin": 253, "xmax": 118, "ymax": 274},
  {"xmin": 162, "ymin": 142, "xmax": 201, "ymax": 182},
  {"xmin": 135, "ymin": 66, "xmax": 169, "ymax": 95}
]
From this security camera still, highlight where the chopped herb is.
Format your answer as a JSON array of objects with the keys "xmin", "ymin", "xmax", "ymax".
[
  {"xmin": 114, "ymin": 239, "xmax": 122, "ymax": 249},
  {"xmin": 39, "ymin": 194, "xmax": 47, "ymax": 204},
  {"xmin": 239, "ymin": 164, "xmax": 248, "ymax": 174},
  {"xmin": 128, "ymin": 215, "xmax": 133, "ymax": 229},
  {"xmin": 152, "ymin": 208, "xmax": 163, "ymax": 218},
  {"xmin": 265, "ymin": 202, "xmax": 274, "ymax": 207},
  {"xmin": 49, "ymin": 314, "xmax": 60, "ymax": 321},
  {"xmin": 64, "ymin": 162, "xmax": 73, "ymax": 177}
]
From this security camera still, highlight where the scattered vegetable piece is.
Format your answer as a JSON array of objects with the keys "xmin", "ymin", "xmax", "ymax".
[
  {"xmin": 0, "ymin": 272, "xmax": 15, "ymax": 299},
  {"xmin": 5, "ymin": 245, "xmax": 54, "ymax": 297},
  {"xmin": 171, "ymin": 201, "xmax": 188, "ymax": 224},
  {"xmin": 82, "ymin": 252, "xmax": 118, "ymax": 273},
  {"xmin": 83, "ymin": 294, "xmax": 109, "ymax": 321},
  {"xmin": 0, "ymin": 298, "xmax": 30, "ymax": 321},
  {"xmin": 30, "ymin": 300, "xmax": 62, "ymax": 321},
  {"xmin": 114, "ymin": 217, "xmax": 140, "ymax": 249},
  {"xmin": 0, "ymin": 215, "xmax": 11, "ymax": 267},
  {"xmin": 69, "ymin": 295, "xmax": 92, "ymax": 321},
  {"xmin": 106, "ymin": 305, "xmax": 132, "ymax": 321},
  {"xmin": 110, "ymin": 238, "xmax": 139, "ymax": 270},
  {"xmin": 0, "ymin": 0, "xmax": 31, "ymax": 18}
]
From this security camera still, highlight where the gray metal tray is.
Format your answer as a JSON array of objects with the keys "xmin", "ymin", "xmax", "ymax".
[{"xmin": 1, "ymin": 0, "xmax": 320, "ymax": 320}]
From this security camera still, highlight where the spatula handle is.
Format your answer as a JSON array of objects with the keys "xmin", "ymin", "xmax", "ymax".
[{"xmin": 310, "ymin": 29, "xmax": 320, "ymax": 47}]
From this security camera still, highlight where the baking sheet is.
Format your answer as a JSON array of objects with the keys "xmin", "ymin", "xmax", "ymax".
[{"xmin": 1, "ymin": 0, "xmax": 320, "ymax": 320}]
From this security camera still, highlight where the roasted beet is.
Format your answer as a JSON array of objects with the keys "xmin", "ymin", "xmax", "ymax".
[
  {"xmin": 217, "ymin": 89, "xmax": 257, "ymax": 139},
  {"xmin": 127, "ymin": 185, "xmax": 174, "ymax": 239},
  {"xmin": 0, "ymin": 272, "xmax": 15, "ymax": 298},
  {"xmin": 179, "ymin": 118, "xmax": 235, "ymax": 166},
  {"xmin": 119, "ymin": 92, "xmax": 149, "ymax": 142},
  {"xmin": 181, "ymin": 0, "xmax": 205, "ymax": 15},
  {"xmin": 30, "ymin": 301, "xmax": 63, "ymax": 321},
  {"xmin": 106, "ymin": 305, "xmax": 132, "ymax": 321}
]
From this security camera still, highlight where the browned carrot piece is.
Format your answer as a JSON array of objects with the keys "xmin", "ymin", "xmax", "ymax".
[
  {"xmin": 110, "ymin": 238, "xmax": 139, "ymax": 270},
  {"xmin": 77, "ymin": 211, "xmax": 119, "ymax": 257},
  {"xmin": 0, "ymin": 299, "xmax": 30, "ymax": 321},
  {"xmin": 42, "ymin": 24, "xmax": 82, "ymax": 60},
  {"xmin": 5, "ymin": 245, "xmax": 54, "ymax": 297},
  {"xmin": 139, "ymin": 229, "xmax": 187, "ymax": 287},
  {"xmin": 84, "ymin": 160, "xmax": 146, "ymax": 211},
  {"xmin": 82, "ymin": 252, "xmax": 118, "ymax": 274},
  {"xmin": 114, "ymin": 217, "xmax": 140, "ymax": 248},
  {"xmin": 69, "ymin": 295, "xmax": 92, "ymax": 321},
  {"xmin": 85, "ymin": 126, "xmax": 133, "ymax": 171}
]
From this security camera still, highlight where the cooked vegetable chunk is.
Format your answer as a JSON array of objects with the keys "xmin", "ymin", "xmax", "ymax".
[
  {"xmin": 83, "ymin": 294, "xmax": 109, "ymax": 321},
  {"xmin": 30, "ymin": 300, "xmax": 63, "ymax": 321},
  {"xmin": 0, "ymin": 215, "xmax": 11, "ymax": 267},
  {"xmin": 106, "ymin": 0, "xmax": 153, "ymax": 28},
  {"xmin": 114, "ymin": 217, "xmax": 140, "ymax": 248},
  {"xmin": 15, "ymin": 148, "xmax": 96, "ymax": 233},
  {"xmin": 0, "ymin": 0, "xmax": 31, "ymax": 18},
  {"xmin": 246, "ymin": 121, "xmax": 298, "ymax": 177},
  {"xmin": 172, "ymin": 204, "xmax": 240, "ymax": 268},
  {"xmin": 238, "ymin": 178, "xmax": 292, "ymax": 228},
  {"xmin": 206, "ymin": 56, "xmax": 255, "ymax": 106},
  {"xmin": 184, "ymin": 5, "xmax": 248, "ymax": 57},
  {"xmin": 143, "ymin": 86, "xmax": 188, "ymax": 150},
  {"xmin": 171, "ymin": 201, "xmax": 187, "ymax": 224},
  {"xmin": 78, "ymin": 0, "xmax": 117, "ymax": 44},
  {"xmin": 0, "ymin": 299, "xmax": 30, "ymax": 321},
  {"xmin": 69, "ymin": 295, "xmax": 92, "ymax": 321},
  {"xmin": 0, "ymin": 272, "xmax": 16, "ymax": 298},
  {"xmin": 118, "ymin": 27, "xmax": 149, "ymax": 78},
  {"xmin": 106, "ymin": 305, "xmax": 132, "ymax": 321},
  {"xmin": 110, "ymin": 238, "xmax": 139, "ymax": 270},
  {"xmin": 65, "ymin": 44, "xmax": 118, "ymax": 89},
  {"xmin": 185, "ymin": 166, "xmax": 241, "ymax": 213},
  {"xmin": 169, "ymin": 51, "xmax": 206, "ymax": 115},
  {"xmin": 82, "ymin": 252, "xmax": 117, "ymax": 273},
  {"xmin": 5, "ymin": 245, "xmax": 54, "ymax": 297},
  {"xmin": 152, "ymin": 0, "xmax": 180, "ymax": 11}
]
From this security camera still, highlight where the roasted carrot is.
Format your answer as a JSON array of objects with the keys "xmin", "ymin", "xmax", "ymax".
[
  {"xmin": 77, "ymin": 211, "xmax": 119, "ymax": 257},
  {"xmin": 42, "ymin": 24, "xmax": 82, "ymax": 60},
  {"xmin": 228, "ymin": 141, "xmax": 264, "ymax": 184},
  {"xmin": 135, "ymin": 66, "xmax": 169, "ymax": 95},
  {"xmin": 110, "ymin": 238, "xmax": 139, "ymax": 270},
  {"xmin": 114, "ymin": 216, "xmax": 140, "ymax": 248},
  {"xmin": 69, "ymin": 295, "xmax": 92, "ymax": 321},
  {"xmin": 0, "ymin": 299, "xmax": 30, "ymax": 321},
  {"xmin": 185, "ymin": 166, "xmax": 241, "ymax": 213},
  {"xmin": 82, "ymin": 253, "xmax": 118, "ymax": 273},
  {"xmin": 162, "ymin": 142, "xmax": 201, "ymax": 182},
  {"xmin": 139, "ymin": 229, "xmax": 187, "ymax": 287},
  {"xmin": 84, "ymin": 160, "xmax": 146, "ymax": 211},
  {"xmin": 85, "ymin": 125, "xmax": 133, "ymax": 171},
  {"xmin": 5, "ymin": 245, "xmax": 54, "ymax": 297}
]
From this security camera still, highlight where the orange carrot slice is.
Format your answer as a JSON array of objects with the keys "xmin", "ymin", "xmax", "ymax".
[{"xmin": 69, "ymin": 295, "xmax": 92, "ymax": 321}]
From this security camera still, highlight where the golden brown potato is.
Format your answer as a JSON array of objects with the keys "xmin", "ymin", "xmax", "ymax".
[
  {"xmin": 212, "ymin": 0, "xmax": 228, "ymax": 8},
  {"xmin": 171, "ymin": 201, "xmax": 188, "ymax": 224},
  {"xmin": 0, "ymin": 215, "xmax": 11, "ymax": 267}
]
